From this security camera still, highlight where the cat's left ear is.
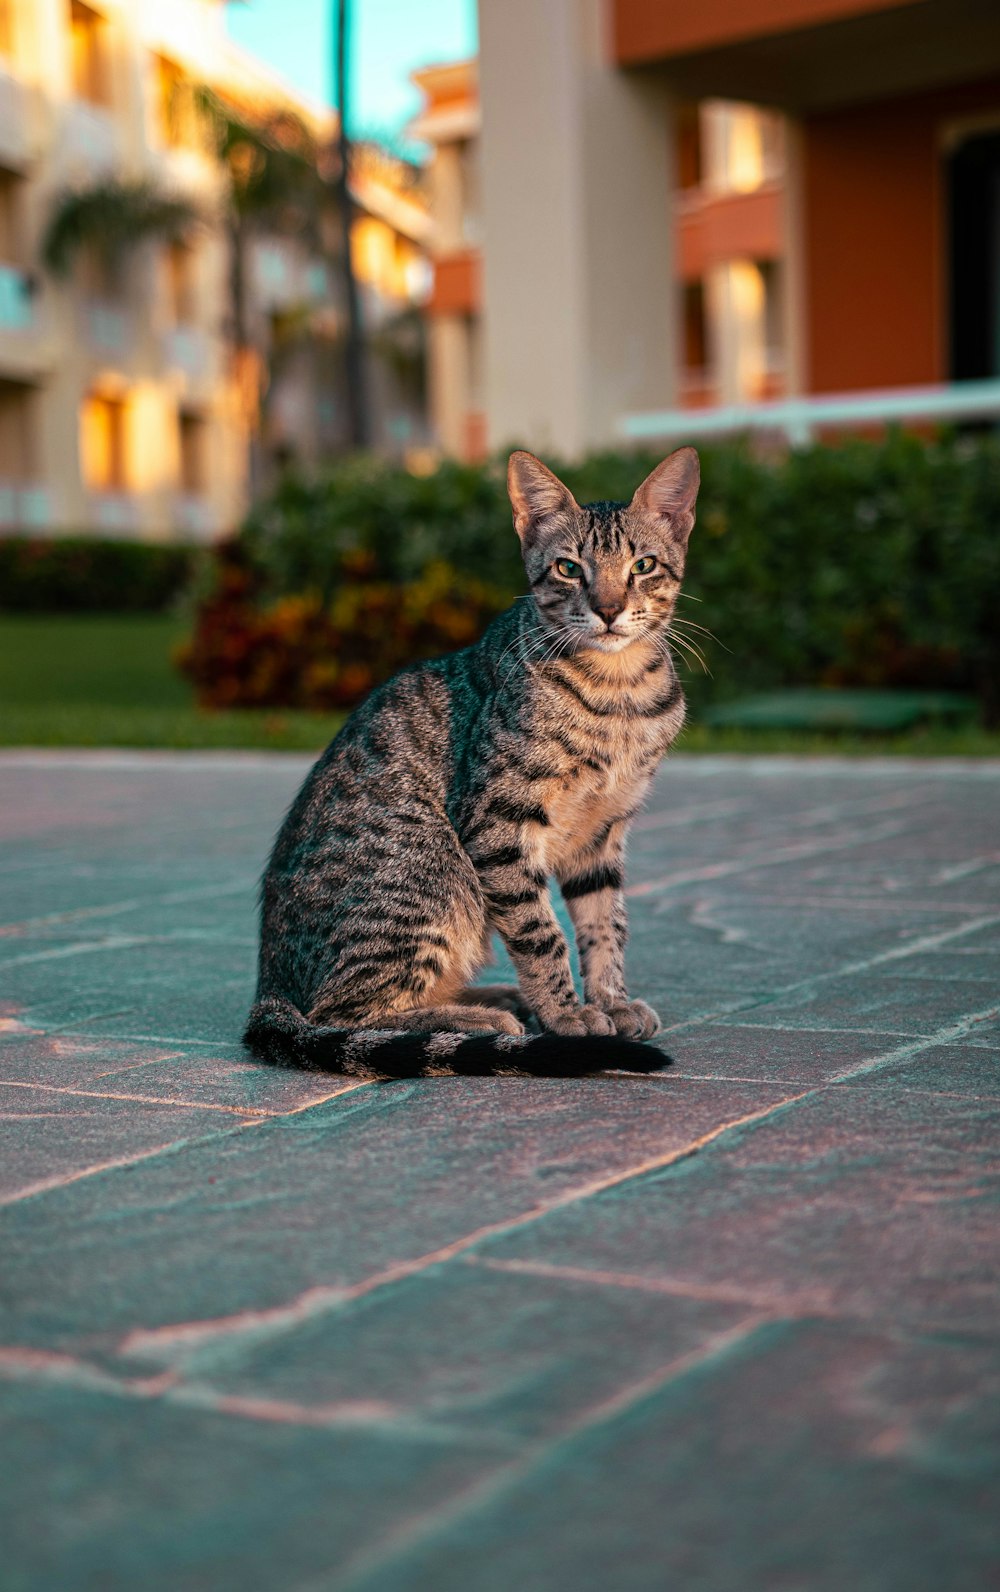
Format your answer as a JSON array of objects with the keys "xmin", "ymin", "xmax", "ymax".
[
  {"xmin": 630, "ymin": 446, "xmax": 700, "ymax": 547},
  {"xmin": 507, "ymin": 451, "xmax": 580, "ymax": 544}
]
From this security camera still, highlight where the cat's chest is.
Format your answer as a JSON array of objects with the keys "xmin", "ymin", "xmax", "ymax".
[{"xmin": 537, "ymin": 731, "xmax": 657, "ymax": 867}]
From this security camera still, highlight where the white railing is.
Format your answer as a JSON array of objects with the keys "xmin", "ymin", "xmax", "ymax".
[{"xmin": 620, "ymin": 379, "xmax": 1000, "ymax": 447}]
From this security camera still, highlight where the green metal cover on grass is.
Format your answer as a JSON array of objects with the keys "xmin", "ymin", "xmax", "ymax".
[{"xmin": 703, "ymin": 690, "xmax": 977, "ymax": 732}]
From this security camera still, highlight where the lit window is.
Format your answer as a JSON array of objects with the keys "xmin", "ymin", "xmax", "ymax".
[
  {"xmin": 80, "ymin": 392, "xmax": 126, "ymax": 491},
  {"xmin": 0, "ymin": 0, "xmax": 17, "ymax": 61},
  {"xmin": 154, "ymin": 54, "xmax": 199, "ymax": 148},
  {"xmin": 69, "ymin": 1, "xmax": 109, "ymax": 107}
]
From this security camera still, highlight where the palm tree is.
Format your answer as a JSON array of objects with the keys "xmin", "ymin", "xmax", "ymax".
[
  {"xmin": 192, "ymin": 85, "xmax": 327, "ymax": 355},
  {"xmin": 334, "ymin": 0, "xmax": 370, "ymax": 448},
  {"xmin": 42, "ymin": 179, "xmax": 199, "ymax": 282}
]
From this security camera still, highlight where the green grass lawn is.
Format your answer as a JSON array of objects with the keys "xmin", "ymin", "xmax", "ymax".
[{"xmin": 1, "ymin": 613, "xmax": 998, "ymax": 755}]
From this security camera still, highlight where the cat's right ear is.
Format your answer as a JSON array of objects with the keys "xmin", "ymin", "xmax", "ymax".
[{"xmin": 507, "ymin": 452, "xmax": 580, "ymax": 544}]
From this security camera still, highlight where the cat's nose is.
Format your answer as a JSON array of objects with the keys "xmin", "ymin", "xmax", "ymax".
[{"xmin": 593, "ymin": 603, "xmax": 625, "ymax": 628}]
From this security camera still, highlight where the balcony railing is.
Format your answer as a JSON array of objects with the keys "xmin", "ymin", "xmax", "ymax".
[
  {"xmin": 0, "ymin": 482, "xmax": 50, "ymax": 529},
  {"xmin": 620, "ymin": 379, "xmax": 1000, "ymax": 447},
  {"xmin": 173, "ymin": 495, "xmax": 215, "ymax": 539},
  {"xmin": 90, "ymin": 492, "xmax": 139, "ymax": 534},
  {"xmin": 0, "ymin": 263, "xmax": 35, "ymax": 332},
  {"xmin": 163, "ymin": 325, "xmax": 215, "ymax": 383},
  {"xmin": 84, "ymin": 301, "xmax": 129, "ymax": 355}
]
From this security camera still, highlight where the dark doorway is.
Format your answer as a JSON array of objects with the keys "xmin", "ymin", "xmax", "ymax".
[{"xmin": 948, "ymin": 130, "xmax": 1000, "ymax": 380}]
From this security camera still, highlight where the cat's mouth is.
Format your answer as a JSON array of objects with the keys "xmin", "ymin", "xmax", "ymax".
[{"xmin": 583, "ymin": 628, "xmax": 633, "ymax": 653}]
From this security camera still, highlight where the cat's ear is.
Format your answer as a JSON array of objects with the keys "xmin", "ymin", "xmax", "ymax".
[
  {"xmin": 630, "ymin": 447, "xmax": 700, "ymax": 545},
  {"xmin": 507, "ymin": 452, "xmax": 580, "ymax": 543}
]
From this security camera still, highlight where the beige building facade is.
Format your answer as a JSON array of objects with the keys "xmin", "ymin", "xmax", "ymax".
[{"xmin": 0, "ymin": 0, "xmax": 431, "ymax": 541}]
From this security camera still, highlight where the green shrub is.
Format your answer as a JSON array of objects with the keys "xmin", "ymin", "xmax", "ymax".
[
  {"xmin": 184, "ymin": 431, "xmax": 1000, "ymax": 722},
  {"xmin": 0, "ymin": 537, "xmax": 201, "ymax": 612}
]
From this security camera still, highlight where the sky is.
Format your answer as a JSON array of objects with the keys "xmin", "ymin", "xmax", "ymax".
[{"xmin": 225, "ymin": 0, "xmax": 478, "ymax": 149}]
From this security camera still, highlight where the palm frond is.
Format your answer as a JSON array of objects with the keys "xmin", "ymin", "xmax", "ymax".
[{"xmin": 42, "ymin": 180, "xmax": 201, "ymax": 277}]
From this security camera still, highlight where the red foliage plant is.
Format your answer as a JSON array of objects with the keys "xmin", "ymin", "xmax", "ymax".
[{"xmin": 176, "ymin": 547, "xmax": 511, "ymax": 712}]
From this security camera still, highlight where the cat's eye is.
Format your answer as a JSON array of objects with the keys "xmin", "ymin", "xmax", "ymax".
[
  {"xmin": 555, "ymin": 558, "xmax": 583, "ymax": 579},
  {"xmin": 631, "ymin": 556, "xmax": 658, "ymax": 576}
]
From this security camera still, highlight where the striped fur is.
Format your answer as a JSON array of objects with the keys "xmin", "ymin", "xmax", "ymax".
[{"xmin": 245, "ymin": 447, "xmax": 700, "ymax": 1077}]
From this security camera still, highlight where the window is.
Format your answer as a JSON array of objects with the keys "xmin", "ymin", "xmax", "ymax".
[
  {"xmin": 0, "ymin": 0, "xmax": 17, "ymax": 61},
  {"xmin": 676, "ymin": 104, "xmax": 702, "ymax": 192},
  {"xmin": 0, "ymin": 380, "xmax": 34, "ymax": 484},
  {"xmin": 154, "ymin": 54, "xmax": 200, "ymax": 148},
  {"xmin": 166, "ymin": 240, "xmax": 197, "ymax": 325},
  {"xmin": 69, "ymin": 0, "xmax": 109, "ymax": 107},
  {"xmin": 682, "ymin": 281, "xmax": 708, "ymax": 375},
  {"xmin": 80, "ymin": 392, "xmax": 125, "ymax": 491},
  {"xmin": 178, "ymin": 411, "xmax": 207, "ymax": 495},
  {"xmin": 702, "ymin": 102, "xmax": 785, "ymax": 195},
  {"xmin": 0, "ymin": 168, "xmax": 22, "ymax": 265}
]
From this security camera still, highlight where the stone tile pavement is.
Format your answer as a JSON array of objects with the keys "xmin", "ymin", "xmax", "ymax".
[{"xmin": 0, "ymin": 750, "xmax": 997, "ymax": 1591}]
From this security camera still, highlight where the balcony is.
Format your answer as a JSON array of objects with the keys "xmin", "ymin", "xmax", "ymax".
[
  {"xmin": 613, "ymin": 0, "xmax": 1000, "ymax": 113},
  {"xmin": 676, "ymin": 185, "xmax": 783, "ymax": 281},
  {"xmin": 88, "ymin": 492, "xmax": 140, "ymax": 534},
  {"xmin": 0, "ymin": 482, "xmax": 50, "ymax": 530},
  {"xmin": 83, "ymin": 300, "xmax": 130, "ymax": 358},
  {"xmin": 429, "ymin": 249, "xmax": 482, "ymax": 317},
  {"xmin": 163, "ymin": 325, "xmax": 218, "ymax": 391},
  {"xmin": 173, "ymin": 494, "xmax": 216, "ymax": 539},
  {"xmin": 0, "ymin": 265, "xmax": 50, "ymax": 378}
]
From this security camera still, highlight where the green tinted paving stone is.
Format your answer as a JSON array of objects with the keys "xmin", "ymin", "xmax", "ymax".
[
  {"xmin": 0, "ymin": 1032, "xmax": 346, "ymax": 1116},
  {"xmin": 138, "ymin": 1264, "xmax": 754, "ymax": 1443},
  {"xmin": 0, "ymin": 1077, "xmax": 790, "ymax": 1360},
  {"xmin": 743, "ymin": 973, "xmax": 999, "ymax": 1037},
  {"xmin": 670, "ymin": 1023, "xmax": 902, "ymax": 1084},
  {"xmin": 0, "ymin": 1083, "xmax": 247, "ymax": 1203},
  {"xmin": 1, "ymin": 752, "xmax": 998, "ymax": 1589},
  {"xmin": 1, "ymin": 935, "xmax": 257, "ymax": 1043},
  {"xmin": 704, "ymin": 690, "xmax": 977, "ymax": 731},
  {"xmin": 348, "ymin": 1321, "xmax": 1000, "ymax": 1592},
  {"xmin": 0, "ymin": 1379, "xmax": 502, "ymax": 1592},
  {"xmin": 484, "ymin": 1085, "xmax": 1000, "ymax": 1334},
  {"xmin": 858, "ymin": 1042, "xmax": 1000, "ymax": 1095}
]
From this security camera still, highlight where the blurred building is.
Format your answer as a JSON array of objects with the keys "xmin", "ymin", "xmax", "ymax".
[
  {"xmin": 410, "ymin": 59, "xmax": 484, "ymax": 461},
  {"xmin": 476, "ymin": 0, "xmax": 1000, "ymax": 458},
  {"xmin": 0, "ymin": 0, "xmax": 431, "ymax": 541}
]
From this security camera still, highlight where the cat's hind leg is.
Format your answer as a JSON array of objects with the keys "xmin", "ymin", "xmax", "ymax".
[
  {"xmin": 383, "ymin": 1002, "xmax": 524, "ymax": 1036},
  {"xmin": 456, "ymin": 984, "xmax": 536, "ymax": 1023}
]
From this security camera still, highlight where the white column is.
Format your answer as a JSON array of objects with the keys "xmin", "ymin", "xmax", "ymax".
[{"xmin": 478, "ymin": 0, "xmax": 676, "ymax": 459}]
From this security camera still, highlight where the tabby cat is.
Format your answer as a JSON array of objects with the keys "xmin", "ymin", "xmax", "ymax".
[{"xmin": 245, "ymin": 446, "xmax": 700, "ymax": 1077}]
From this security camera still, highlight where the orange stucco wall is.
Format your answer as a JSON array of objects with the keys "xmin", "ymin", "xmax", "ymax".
[
  {"xmin": 614, "ymin": 0, "xmax": 919, "ymax": 65},
  {"xmin": 429, "ymin": 249, "xmax": 482, "ymax": 317},
  {"xmin": 802, "ymin": 78, "xmax": 1000, "ymax": 392},
  {"xmin": 678, "ymin": 186, "xmax": 783, "ymax": 282}
]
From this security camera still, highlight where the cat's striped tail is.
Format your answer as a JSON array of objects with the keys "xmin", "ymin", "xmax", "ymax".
[{"xmin": 243, "ymin": 996, "xmax": 669, "ymax": 1079}]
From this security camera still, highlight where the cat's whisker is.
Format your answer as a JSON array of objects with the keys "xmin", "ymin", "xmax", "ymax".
[{"xmin": 669, "ymin": 616, "xmax": 729, "ymax": 654}]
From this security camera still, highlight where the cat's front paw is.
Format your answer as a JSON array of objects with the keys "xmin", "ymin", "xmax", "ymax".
[
  {"xmin": 546, "ymin": 1003, "xmax": 616, "ymax": 1037},
  {"xmin": 606, "ymin": 999, "xmax": 661, "ymax": 1040}
]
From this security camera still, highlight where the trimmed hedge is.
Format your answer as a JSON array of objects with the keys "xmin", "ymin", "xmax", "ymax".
[
  {"xmin": 187, "ymin": 432, "xmax": 1000, "ymax": 722},
  {"xmin": 0, "ymin": 537, "xmax": 200, "ymax": 612}
]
